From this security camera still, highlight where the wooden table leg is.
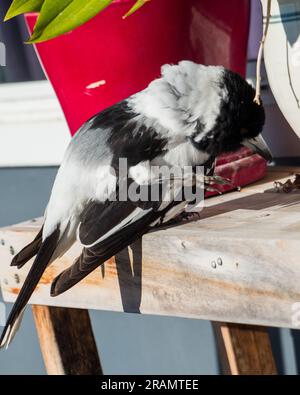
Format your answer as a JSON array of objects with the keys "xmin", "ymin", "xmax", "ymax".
[
  {"xmin": 212, "ymin": 322, "xmax": 277, "ymax": 375},
  {"xmin": 32, "ymin": 305, "xmax": 102, "ymax": 375}
]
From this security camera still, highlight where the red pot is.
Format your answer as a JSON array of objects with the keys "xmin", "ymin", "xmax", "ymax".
[{"xmin": 26, "ymin": 0, "xmax": 266, "ymax": 192}]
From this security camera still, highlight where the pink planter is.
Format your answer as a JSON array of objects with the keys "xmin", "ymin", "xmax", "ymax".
[
  {"xmin": 26, "ymin": 0, "xmax": 266, "ymax": 192},
  {"xmin": 26, "ymin": 0, "xmax": 250, "ymax": 135}
]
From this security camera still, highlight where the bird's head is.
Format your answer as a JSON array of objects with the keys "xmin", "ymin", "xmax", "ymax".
[
  {"xmin": 186, "ymin": 65, "xmax": 272, "ymax": 161},
  {"xmin": 130, "ymin": 61, "xmax": 272, "ymax": 162}
]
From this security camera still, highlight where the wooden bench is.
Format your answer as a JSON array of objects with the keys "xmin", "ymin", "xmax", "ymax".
[{"xmin": 1, "ymin": 166, "xmax": 300, "ymax": 375}]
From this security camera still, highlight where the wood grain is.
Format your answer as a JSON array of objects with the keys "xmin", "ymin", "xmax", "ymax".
[
  {"xmin": 32, "ymin": 305, "xmax": 102, "ymax": 375},
  {"xmin": 213, "ymin": 322, "xmax": 277, "ymax": 375},
  {"xmin": 1, "ymin": 167, "xmax": 300, "ymax": 329}
]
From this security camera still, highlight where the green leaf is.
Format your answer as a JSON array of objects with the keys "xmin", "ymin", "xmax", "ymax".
[
  {"xmin": 4, "ymin": 0, "xmax": 44, "ymax": 21},
  {"xmin": 123, "ymin": 0, "xmax": 150, "ymax": 19},
  {"xmin": 29, "ymin": 0, "xmax": 73, "ymax": 41},
  {"xmin": 28, "ymin": 0, "xmax": 114, "ymax": 43}
]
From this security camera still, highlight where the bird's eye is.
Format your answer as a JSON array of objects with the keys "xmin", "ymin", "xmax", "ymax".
[{"xmin": 240, "ymin": 127, "xmax": 248, "ymax": 136}]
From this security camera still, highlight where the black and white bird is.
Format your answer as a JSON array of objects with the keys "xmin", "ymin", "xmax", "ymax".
[{"xmin": 0, "ymin": 61, "xmax": 271, "ymax": 348}]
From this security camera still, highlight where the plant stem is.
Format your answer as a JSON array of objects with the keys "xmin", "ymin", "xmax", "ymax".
[{"xmin": 254, "ymin": 0, "xmax": 271, "ymax": 105}]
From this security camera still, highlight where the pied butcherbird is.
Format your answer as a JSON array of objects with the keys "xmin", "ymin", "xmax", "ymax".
[{"xmin": 0, "ymin": 61, "xmax": 271, "ymax": 348}]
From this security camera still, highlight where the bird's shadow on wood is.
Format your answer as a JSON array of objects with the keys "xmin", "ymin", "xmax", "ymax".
[
  {"xmin": 157, "ymin": 189, "xmax": 300, "ymax": 230},
  {"xmin": 200, "ymin": 189, "xmax": 300, "ymax": 220},
  {"xmin": 114, "ymin": 239, "xmax": 143, "ymax": 313}
]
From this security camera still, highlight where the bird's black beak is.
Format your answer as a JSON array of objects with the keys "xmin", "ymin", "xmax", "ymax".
[{"xmin": 242, "ymin": 135, "xmax": 273, "ymax": 162}]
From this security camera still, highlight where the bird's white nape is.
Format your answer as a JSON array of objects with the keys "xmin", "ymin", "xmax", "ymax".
[{"xmin": 129, "ymin": 61, "xmax": 227, "ymax": 141}]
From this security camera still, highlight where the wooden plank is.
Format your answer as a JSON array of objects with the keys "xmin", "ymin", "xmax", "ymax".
[
  {"xmin": 1, "ymin": 168, "xmax": 300, "ymax": 328},
  {"xmin": 213, "ymin": 322, "xmax": 277, "ymax": 375},
  {"xmin": 32, "ymin": 305, "xmax": 102, "ymax": 375}
]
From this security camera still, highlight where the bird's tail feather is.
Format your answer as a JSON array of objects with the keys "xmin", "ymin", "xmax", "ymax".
[
  {"xmin": 11, "ymin": 226, "xmax": 43, "ymax": 269},
  {"xmin": 50, "ymin": 249, "xmax": 102, "ymax": 297},
  {"xmin": 0, "ymin": 227, "xmax": 60, "ymax": 349},
  {"xmin": 0, "ymin": 308, "xmax": 25, "ymax": 350}
]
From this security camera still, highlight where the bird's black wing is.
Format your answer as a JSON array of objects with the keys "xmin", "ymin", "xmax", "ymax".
[{"xmin": 50, "ymin": 182, "xmax": 182, "ymax": 297}]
